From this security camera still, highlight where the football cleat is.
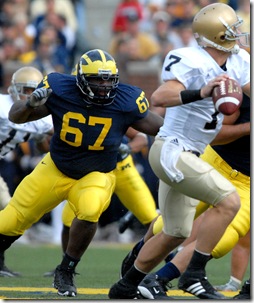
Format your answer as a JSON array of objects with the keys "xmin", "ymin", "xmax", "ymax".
[
  {"xmin": 53, "ymin": 265, "xmax": 77, "ymax": 297},
  {"xmin": 178, "ymin": 270, "xmax": 226, "ymax": 299},
  {"xmin": 0, "ymin": 265, "xmax": 21, "ymax": 277},
  {"xmin": 233, "ymin": 279, "xmax": 250, "ymax": 300},
  {"xmin": 138, "ymin": 273, "xmax": 173, "ymax": 299},
  {"xmin": 109, "ymin": 279, "xmax": 142, "ymax": 299},
  {"xmin": 214, "ymin": 278, "xmax": 240, "ymax": 292}
]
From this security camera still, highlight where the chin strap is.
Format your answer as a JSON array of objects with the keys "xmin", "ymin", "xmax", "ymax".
[{"xmin": 199, "ymin": 36, "xmax": 240, "ymax": 54}]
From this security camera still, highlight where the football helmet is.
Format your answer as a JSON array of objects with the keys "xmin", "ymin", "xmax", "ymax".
[
  {"xmin": 192, "ymin": 3, "xmax": 250, "ymax": 54},
  {"xmin": 76, "ymin": 49, "xmax": 119, "ymax": 106},
  {"xmin": 8, "ymin": 66, "xmax": 43, "ymax": 102}
]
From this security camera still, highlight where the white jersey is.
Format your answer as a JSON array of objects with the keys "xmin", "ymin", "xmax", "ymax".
[
  {"xmin": 158, "ymin": 46, "xmax": 250, "ymax": 154},
  {"xmin": 0, "ymin": 94, "xmax": 53, "ymax": 158}
]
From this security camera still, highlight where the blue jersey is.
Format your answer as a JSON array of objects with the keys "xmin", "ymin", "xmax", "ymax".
[
  {"xmin": 213, "ymin": 94, "xmax": 250, "ymax": 176},
  {"xmin": 39, "ymin": 73, "xmax": 149, "ymax": 179}
]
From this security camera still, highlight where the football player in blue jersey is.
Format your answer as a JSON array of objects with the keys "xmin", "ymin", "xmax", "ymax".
[
  {"xmin": 2, "ymin": 49, "xmax": 163, "ymax": 297},
  {"xmin": 60, "ymin": 128, "xmax": 159, "ymax": 240},
  {"xmin": 42, "ymin": 129, "xmax": 159, "ymax": 277}
]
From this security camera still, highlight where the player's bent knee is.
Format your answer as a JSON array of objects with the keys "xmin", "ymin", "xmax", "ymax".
[
  {"xmin": 212, "ymin": 206, "xmax": 250, "ymax": 259},
  {"xmin": 62, "ymin": 202, "xmax": 75, "ymax": 227},
  {"xmin": 163, "ymin": 221, "xmax": 193, "ymax": 238},
  {"xmin": 76, "ymin": 195, "xmax": 107, "ymax": 222},
  {"xmin": 0, "ymin": 205, "xmax": 27, "ymax": 235},
  {"xmin": 230, "ymin": 215, "xmax": 250, "ymax": 238},
  {"xmin": 216, "ymin": 191, "xmax": 240, "ymax": 214},
  {"xmin": 212, "ymin": 225, "xmax": 239, "ymax": 258}
]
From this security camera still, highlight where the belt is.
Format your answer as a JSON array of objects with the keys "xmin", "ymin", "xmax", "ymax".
[
  {"xmin": 157, "ymin": 139, "xmax": 249, "ymax": 182},
  {"xmin": 218, "ymin": 161, "xmax": 250, "ymax": 182},
  {"xmin": 204, "ymin": 147, "xmax": 250, "ymax": 183},
  {"xmin": 156, "ymin": 137, "xmax": 200, "ymax": 157}
]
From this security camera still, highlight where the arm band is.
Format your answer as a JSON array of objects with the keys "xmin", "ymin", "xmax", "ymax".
[{"xmin": 180, "ymin": 89, "xmax": 203, "ymax": 104}]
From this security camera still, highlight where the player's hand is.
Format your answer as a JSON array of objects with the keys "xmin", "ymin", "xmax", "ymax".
[
  {"xmin": 200, "ymin": 74, "xmax": 230, "ymax": 98},
  {"xmin": 26, "ymin": 88, "xmax": 52, "ymax": 108},
  {"xmin": 118, "ymin": 143, "xmax": 131, "ymax": 156}
]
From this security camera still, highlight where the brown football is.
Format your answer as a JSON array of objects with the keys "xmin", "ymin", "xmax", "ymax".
[{"xmin": 212, "ymin": 78, "xmax": 243, "ymax": 115}]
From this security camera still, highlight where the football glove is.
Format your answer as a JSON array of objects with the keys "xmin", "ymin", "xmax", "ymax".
[
  {"xmin": 26, "ymin": 88, "xmax": 52, "ymax": 108},
  {"xmin": 118, "ymin": 143, "xmax": 131, "ymax": 159}
]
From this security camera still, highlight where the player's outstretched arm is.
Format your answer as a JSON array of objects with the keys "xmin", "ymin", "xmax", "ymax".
[
  {"xmin": 131, "ymin": 110, "xmax": 163, "ymax": 136},
  {"xmin": 9, "ymin": 88, "xmax": 51, "ymax": 123}
]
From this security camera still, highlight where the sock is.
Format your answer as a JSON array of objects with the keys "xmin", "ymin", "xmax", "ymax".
[
  {"xmin": 156, "ymin": 262, "xmax": 180, "ymax": 281},
  {"xmin": 123, "ymin": 264, "xmax": 147, "ymax": 286},
  {"xmin": 229, "ymin": 276, "xmax": 241, "ymax": 286},
  {"xmin": 186, "ymin": 250, "xmax": 211, "ymax": 271},
  {"xmin": 60, "ymin": 253, "xmax": 80, "ymax": 271}
]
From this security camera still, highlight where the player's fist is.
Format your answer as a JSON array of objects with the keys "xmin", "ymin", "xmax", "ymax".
[
  {"xmin": 118, "ymin": 143, "xmax": 131, "ymax": 156},
  {"xmin": 27, "ymin": 88, "xmax": 52, "ymax": 108}
]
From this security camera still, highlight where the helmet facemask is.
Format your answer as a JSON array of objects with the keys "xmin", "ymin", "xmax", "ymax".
[
  {"xmin": 219, "ymin": 16, "xmax": 250, "ymax": 49},
  {"xmin": 77, "ymin": 67, "xmax": 119, "ymax": 106},
  {"xmin": 8, "ymin": 82, "xmax": 39, "ymax": 102}
]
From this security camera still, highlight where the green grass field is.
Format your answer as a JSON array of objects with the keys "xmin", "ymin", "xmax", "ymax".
[{"xmin": 0, "ymin": 241, "xmax": 250, "ymax": 300}]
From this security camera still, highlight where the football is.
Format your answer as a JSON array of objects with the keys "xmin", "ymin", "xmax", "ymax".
[{"xmin": 212, "ymin": 78, "xmax": 243, "ymax": 115}]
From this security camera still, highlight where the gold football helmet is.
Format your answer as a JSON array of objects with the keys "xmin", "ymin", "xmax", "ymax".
[
  {"xmin": 8, "ymin": 66, "xmax": 43, "ymax": 102},
  {"xmin": 76, "ymin": 49, "xmax": 119, "ymax": 106},
  {"xmin": 192, "ymin": 3, "xmax": 250, "ymax": 54}
]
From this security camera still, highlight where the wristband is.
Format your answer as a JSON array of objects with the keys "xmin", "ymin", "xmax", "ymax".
[{"xmin": 180, "ymin": 89, "xmax": 203, "ymax": 104}]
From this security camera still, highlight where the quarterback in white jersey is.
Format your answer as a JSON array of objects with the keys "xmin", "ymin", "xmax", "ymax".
[
  {"xmin": 158, "ymin": 46, "xmax": 250, "ymax": 154},
  {"xmin": 109, "ymin": 3, "xmax": 250, "ymax": 300},
  {"xmin": 0, "ymin": 66, "xmax": 53, "ymax": 277},
  {"xmin": 148, "ymin": 3, "xmax": 250, "ymax": 299}
]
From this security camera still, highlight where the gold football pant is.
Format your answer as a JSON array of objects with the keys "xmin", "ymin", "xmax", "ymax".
[{"xmin": 152, "ymin": 145, "xmax": 249, "ymax": 258}]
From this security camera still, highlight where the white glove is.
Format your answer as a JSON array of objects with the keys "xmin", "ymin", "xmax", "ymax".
[
  {"xmin": 26, "ymin": 88, "xmax": 52, "ymax": 108},
  {"xmin": 118, "ymin": 143, "xmax": 131, "ymax": 160}
]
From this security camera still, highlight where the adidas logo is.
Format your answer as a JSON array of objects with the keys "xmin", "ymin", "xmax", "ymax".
[
  {"xmin": 186, "ymin": 282, "xmax": 205, "ymax": 296},
  {"xmin": 170, "ymin": 138, "xmax": 179, "ymax": 145}
]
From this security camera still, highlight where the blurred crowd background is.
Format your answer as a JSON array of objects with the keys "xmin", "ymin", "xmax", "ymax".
[{"xmin": 0, "ymin": 0, "xmax": 250, "ymax": 245}]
